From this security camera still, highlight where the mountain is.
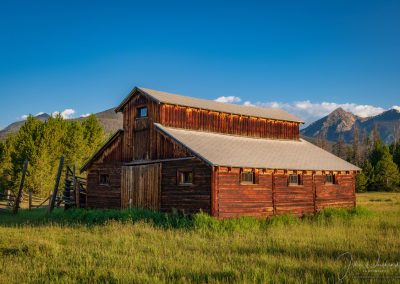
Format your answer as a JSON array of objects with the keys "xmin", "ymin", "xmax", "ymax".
[
  {"xmin": 0, "ymin": 113, "xmax": 51, "ymax": 141},
  {"xmin": 0, "ymin": 108, "xmax": 122, "ymax": 141},
  {"xmin": 75, "ymin": 108, "xmax": 123, "ymax": 134},
  {"xmin": 301, "ymin": 107, "xmax": 400, "ymax": 143}
]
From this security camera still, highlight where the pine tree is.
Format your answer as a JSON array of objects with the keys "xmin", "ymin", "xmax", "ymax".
[
  {"xmin": 393, "ymin": 142, "xmax": 400, "ymax": 169},
  {"xmin": 373, "ymin": 148, "xmax": 400, "ymax": 191},
  {"xmin": 372, "ymin": 124, "xmax": 380, "ymax": 147},
  {"xmin": 356, "ymin": 171, "xmax": 368, "ymax": 192},
  {"xmin": 360, "ymin": 160, "xmax": 374, "ymax": 191},
  {"xmin": 352, "ymin": 125, "xmax": 360, "ymax": 165},
  {"xmin": 361, "ymin": 128, "xmax": 370, "ymax": 163},
  {"xmin": 334, "ymin": 135, "xmax": 346, "ymax": 159},
  {"xmin": 369, "ymin": 139, "xmax": 385, "ymax": 167}
]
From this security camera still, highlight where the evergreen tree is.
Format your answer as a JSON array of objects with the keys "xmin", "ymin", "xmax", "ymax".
[
  {"xmin": 352, "ymin": 125, "xmax": 360, "ymax": 165},
  {"xmin": 369, "ymin": 139, "xmax": 385, "ymax": 167},
  {"xmin": 361, "ymin": 160, "xmax": 374, "ymax": 191},
  {"xmin": 393, "ymin": 143, "xmax": 400, "ymax": 169},
  {"xmin": 372, "ymin": 124, "xmax": 380, "ymax": 147},
  {"xmin": 345, "ymin": 146, "xmax": 353, "ymax": 162},
  {"xmin": 356, "ymin": 171, "xmax": 368, "ymax": 192},
  {"xmin": 334, "ymin": 135, "xmax": 346, "ymax": 159},
  {"xmin": 373, "ymin": 148, "xmax": 400, "ymax": 191}
]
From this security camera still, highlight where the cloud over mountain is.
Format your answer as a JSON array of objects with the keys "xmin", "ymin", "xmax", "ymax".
[
  {"xmin": 52, "ymin": 108, "xmax": 76, "ymax": 119},
  {"xmin": 215, "ymin": 96, "xmax": 242, "ymax": 104},
  {"xmin": 214, "ymin": 96, "xmax": 390, "ymax": 125}
]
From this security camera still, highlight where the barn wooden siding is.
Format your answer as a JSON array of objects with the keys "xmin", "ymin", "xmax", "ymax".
[
  {"xmin": 161, "ymin": 158, "xmax": 212, "ymax": 214},
  {"xmin": 315, "ymin": 174, "xmax": 356, "ymax": 210},
  {"xmin": 216, "ymin": 168, "xmax": 273, "ymax": 218},
  {"xmin": 155, "ymin": 132, "xmax": 190, "ymax": 160},
  {"xmin": 160, "ymin": 104, "xmax": 300, "ymax": 140},
  {"xmin": 214, "ymin": 167, "xmax": 355, "ymax": 218},
  {"xmin": 121, "ymin": 163, "xmax": 161, "ymax": 210},
  {"xmin": 121, "ymin": 94, "xmax": 160, "ymax": 161},
  {"xmin": 86, "ymin": 134, "xmax": 123, "ymax": 208}
]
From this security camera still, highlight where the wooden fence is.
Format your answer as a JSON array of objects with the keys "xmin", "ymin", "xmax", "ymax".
[{"xmin": 0, "ymin": 157, "xmax": 87, "ymax": 215}]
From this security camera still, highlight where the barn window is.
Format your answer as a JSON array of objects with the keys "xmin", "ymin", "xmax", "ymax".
[
  {"xmin": 178, "ymin": 171, "xmax": 193, "ymax": 185},
  {"xmin": 288, "ymin": 174, "xmax": 300, "ymax": 186},
  {"xmin": 240, "ymin": 171, "xmax": 255, "ymax": 184},
  {"xmin": 137, "ymin": 106, "xmax": 148, "ymax": 118},
  {"xmin": 325, "ymin": 174, "xmax": 335, "ymax": 184},
  {"xmin": 99, "ymin": 174, "xmax": 110, "ymax": 185}
]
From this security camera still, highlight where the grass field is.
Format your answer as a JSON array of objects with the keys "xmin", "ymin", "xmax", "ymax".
[{"xmin": 0, "ymin": 192, "xmax": 399, "ymax": 283}]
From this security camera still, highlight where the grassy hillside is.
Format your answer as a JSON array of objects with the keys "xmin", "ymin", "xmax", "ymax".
[{"xmin": 0, "ymin": 192, "xmax": 399, "ymax": 283}]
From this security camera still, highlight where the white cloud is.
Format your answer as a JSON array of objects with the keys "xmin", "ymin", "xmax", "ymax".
[
  {"xmin": 52, "ymin": 108, "xmax": 76, "ymax": 119},
  {"xmin": 19, "ymin": 112, "xmax": 46, "ymax": 121},
  {"xmin": 391, "ymin": 105, "xmax": 400, "ymax": 112},
  {"xmin": 80, "ymin": 113, "xmax": 91, "ymax": 118},
  {"xmin": 252, "ymin": 100, "xmax": 385, "ymax": 125},
  {"xmin": 215, "ymin": 95, "xmax": 389, "ymax": 125},
  {"xmin": 215, "ymin": 96, "xmax": 242, "ymax": 104}
]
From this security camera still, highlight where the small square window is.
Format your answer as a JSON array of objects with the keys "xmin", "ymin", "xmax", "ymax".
[
  {"xmin": 178, "ymin": 171, "xmax": 193, "ymax": 185},
  {"xmin": 99, "ymin": 174, "xmax": 110, "ymax": 185},
  {"xmin": 240, "ymin": 171, "xmax": 255, "ymax": 184},
  {"xmin": 325, "ymin": 175, "xmax": 334, "ymax": 184},
  {"xmin": 137, "ymin": 107, "xmax": 148, "ymax": 118},
  {"xmin": 288, "ymin": 174, "xmax": 298, "ymax": 186}
]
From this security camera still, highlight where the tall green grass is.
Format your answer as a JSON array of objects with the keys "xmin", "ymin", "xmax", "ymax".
[{"xmin": 0, "ymin": 192, "xmax": 399, "ymax": 283}]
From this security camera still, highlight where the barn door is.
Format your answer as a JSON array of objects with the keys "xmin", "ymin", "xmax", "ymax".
[{"xmin": 121, "ymin": 163, "xmax": 161, "ymax": 210}]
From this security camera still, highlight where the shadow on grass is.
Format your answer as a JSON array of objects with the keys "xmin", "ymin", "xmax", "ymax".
[{"xmin": 0, "ymin": 206, "xmax": 373, "ymax": 231}]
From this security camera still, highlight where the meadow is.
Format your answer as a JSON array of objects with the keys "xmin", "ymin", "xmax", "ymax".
[{"xmin": 0, "ymin": 192, "xmax": 399, "ymax": 283}]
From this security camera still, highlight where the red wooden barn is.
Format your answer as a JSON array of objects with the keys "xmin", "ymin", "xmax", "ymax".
[{"xmin": 81, "ymin": 87, "xmax": 360, "ymax": 218}]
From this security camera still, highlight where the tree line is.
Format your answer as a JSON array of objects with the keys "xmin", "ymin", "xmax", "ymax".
[
  {"xmin": 316, "ymin": 125, "xmax": 400, "ymax": 192},
  {"xmin": 0, "ymin": 115, "xmax": 105, "ymax": 197}
]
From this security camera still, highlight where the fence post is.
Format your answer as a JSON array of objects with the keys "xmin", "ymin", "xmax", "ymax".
[
  {"xmin": 13, "ymin": 159, "xmax": 28, "ymax": 214},
  {"xmin": 6, "ymin": 190, "xmax": 11, "ymax": 207},
  {"xmin": 28, "ymin": 189, "xmax": 32, "ymax": 210},
  {"xmin": 73, "ymin": 165, "xmax": 80, "ymax": 208},
  {"xmin": 49, "ymin": 156, "xmax": 64, "ymax": 213}
]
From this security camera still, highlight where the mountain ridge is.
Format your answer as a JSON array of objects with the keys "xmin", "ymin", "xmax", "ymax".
[
  {"xmin": 0, "ymin": 108, "xmax": 123, "ymax": 141},
  {"xmin": 301, "ymin": 107, "xmax": 400, "ymax": 143}
]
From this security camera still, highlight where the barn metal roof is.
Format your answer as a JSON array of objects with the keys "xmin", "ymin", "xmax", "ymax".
[
  {"xmin": 154, "ymin": 123, "xmax": 360, "ymax": 171},
  {"xmin": 115, "ymin": 86, "xmax": 304, "ymax": 123}
]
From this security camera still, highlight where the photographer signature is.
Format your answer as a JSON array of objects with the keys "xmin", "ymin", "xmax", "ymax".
[{"xmin": 337, "ymin": 252, "xmax": 400, "ymax": 281}]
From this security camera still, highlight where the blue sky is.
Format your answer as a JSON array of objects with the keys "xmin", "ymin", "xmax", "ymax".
[{"xmin": 1, "ymin": 0, "xmax": 399, "ymax": 128}]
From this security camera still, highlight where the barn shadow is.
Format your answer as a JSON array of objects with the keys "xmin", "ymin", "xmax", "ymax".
[{"xmin": 0, "ymin": 207, "xmax": 196, "ymax": 229}]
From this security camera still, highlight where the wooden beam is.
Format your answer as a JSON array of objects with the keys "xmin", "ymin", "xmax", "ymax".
[
  {"xmin": 13, "ymin": 159, "xmax": 28, "ymax": 214},
  {"xmin": 211, "ymin": 166, "xmax": 219, "ymax": 218},
  {"xmin": 49, "ymin": 156, "xmax": 64, "ymax": 213},
  {"xmin": 28, "ymin": 189, "xmax": 32, "ymax": 211}
]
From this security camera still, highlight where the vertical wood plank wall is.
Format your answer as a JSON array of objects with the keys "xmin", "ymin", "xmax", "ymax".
[
  {"xmin": 161, "ymin": 158, "xmax": 212, "ymax": 214},
  {"xmin": 217, "ymin": 168, "xmax": 274, "ymax": 218},
  {"xmin": 216, "ymin": 168, "xmax": 356, "ymax": 218},
  {"xmin": 121, "ymin": 163, "xmax": 161, "ymax": 210},
  {"xmin": 121, "ymin": 95, "xmax": 160, "ymax": 161},
  {"xmin": 315, "ymin": 174, "xmax": 356, "ymax": 210},
  {"xmin": 160, "ymin": 104, "xmax": 300, "ymax": 140},
  {"xmin": 86, "ymin": 133, "xmax": 123, "ymax": 209}
]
